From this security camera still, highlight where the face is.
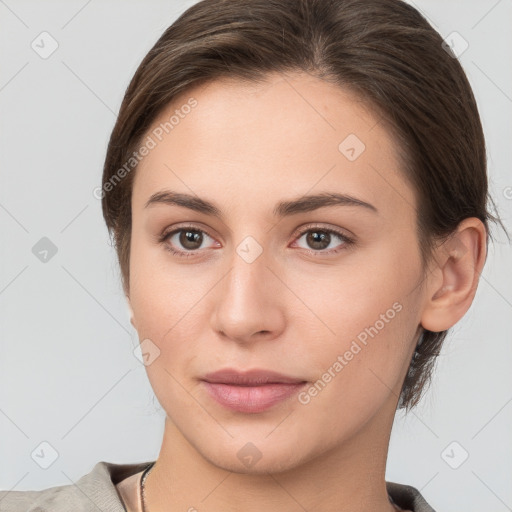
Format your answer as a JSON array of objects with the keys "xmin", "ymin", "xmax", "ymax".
[{"xmin": 128, "ymin": 71, "xmax": 426, "ymax": 473}]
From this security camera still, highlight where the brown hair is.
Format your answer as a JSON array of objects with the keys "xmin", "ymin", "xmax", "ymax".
[{"xmin": 101, "ymin": 0, "xmax": 509, "ymax": 410}]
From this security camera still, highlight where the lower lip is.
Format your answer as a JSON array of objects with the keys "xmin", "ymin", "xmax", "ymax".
[{"xmin": 202, "ymin": 381, "xmax": 307, "ymax": 413}]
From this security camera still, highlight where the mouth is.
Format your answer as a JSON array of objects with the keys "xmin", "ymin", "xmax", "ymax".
[{"xmin": 201, "ymin": 368, "xmax": 308, "ymax": 413}]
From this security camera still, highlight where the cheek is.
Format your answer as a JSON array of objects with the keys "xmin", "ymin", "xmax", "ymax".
[
  {"xmin": 290, "ymin": 246, "xmax": 414, "ymax": 338},
  {"xmin": 129, "ymin": 232, "xmax": 206, "ymax": 334},
  {"xmin": 129, "ymin": 271, "xmax": 208, "ymax": 414},
  {"xmin": 293, "ymin": 283, "xmax": 414, "ymax": 443},
  {"xmin": 128, "ymin": 247, "xmax": 213, "ymax": 395},
  {"xmin": 291, "ymin": 246, "xmax": 420, "ymax": 396},
  {"xmin": 129, "ymin": 274, "xmax": 209, "ymax": 358}
]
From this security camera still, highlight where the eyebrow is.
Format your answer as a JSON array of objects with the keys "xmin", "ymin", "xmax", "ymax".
[{"xmin": 144, "ymin": 190, "xmax": 378, "ymax": 218}]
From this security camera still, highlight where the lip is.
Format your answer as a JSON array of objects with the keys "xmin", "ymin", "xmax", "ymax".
[
  {"xmin": 201, "ymin": 368, "xmax": 307, "ymax": 413},
  {"xmin": 202, "ymin": 368, "xmax": 306, "ymax": 386}
]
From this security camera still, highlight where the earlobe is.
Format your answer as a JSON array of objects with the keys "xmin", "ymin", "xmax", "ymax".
[{"xmin": 420, "ymin": 218, "xmax": 487, "ymax": 333}]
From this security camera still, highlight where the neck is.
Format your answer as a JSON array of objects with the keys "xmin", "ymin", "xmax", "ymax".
[{"xmin": 144, "ymin": 398, "xmax": 400, "ymax": 512}]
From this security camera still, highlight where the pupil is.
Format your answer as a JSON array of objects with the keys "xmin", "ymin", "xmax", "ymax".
[
  {"xmin": 308, "ymin": 231, "xmax": 329, "ymax": 249},
  {"xmin": 181, "ymin": 230, "xmax": 202, "ymax": 249}
]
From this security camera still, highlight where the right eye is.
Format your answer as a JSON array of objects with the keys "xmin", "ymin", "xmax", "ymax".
[{"xmin": 160, "ymin": 225, "xmax": 219, "ymax": 258}]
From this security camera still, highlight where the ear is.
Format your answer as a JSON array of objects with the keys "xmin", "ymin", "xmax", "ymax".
[
  {"xmin": 420, "ymin": 218, "xmax": 487, "ymax": 333},
  {"xmin": 127, "ymin": 296, "xmax": 137, "ymax": 330}
]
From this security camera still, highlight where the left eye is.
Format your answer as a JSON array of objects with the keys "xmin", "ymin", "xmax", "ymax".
[{"xmin": 293, "ymin": 228, "xmax": 353, "ymax": 253}]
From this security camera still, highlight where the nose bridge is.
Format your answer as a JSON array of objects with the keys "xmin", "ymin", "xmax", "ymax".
[
  {"xmin": 224, "ymin": 235, "xmax": 271, "ymax": 308},
  {"xmin": 212, "ymin": 230, "xmax": 284, "ymax": 340},
  {"xmin": 223, "ymin": 215, "xmax": 272, "ymax": 291}
]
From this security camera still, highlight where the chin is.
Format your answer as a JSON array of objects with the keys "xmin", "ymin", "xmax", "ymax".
[{"xmin": 192, "ymin": 433, "xmax": 316, "ymax": 476}]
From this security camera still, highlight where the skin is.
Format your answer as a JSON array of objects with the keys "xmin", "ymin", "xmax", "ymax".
[{"xmin": 125, "ymin": 71, "xmax": 487, "ymax": 512}]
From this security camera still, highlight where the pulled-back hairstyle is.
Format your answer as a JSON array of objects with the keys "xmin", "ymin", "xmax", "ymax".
[{"xmin": 101, "ymin": 0, "xmax": 508, "ymax": 410}]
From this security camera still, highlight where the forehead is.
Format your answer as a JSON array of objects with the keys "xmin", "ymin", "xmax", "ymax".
[{"xmin": 132, "ymin": 71, "xmax": 416, "ymax": 223}]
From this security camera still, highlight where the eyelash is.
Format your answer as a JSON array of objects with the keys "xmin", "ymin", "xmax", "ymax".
[{"xmin": 159, "ymin": 224, "xmax": 355, "ymax": 259}]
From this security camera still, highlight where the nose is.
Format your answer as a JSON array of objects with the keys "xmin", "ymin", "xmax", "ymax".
[{"xmin": 211, "ymin": 243, "xmax": 286, "ymax": 345}]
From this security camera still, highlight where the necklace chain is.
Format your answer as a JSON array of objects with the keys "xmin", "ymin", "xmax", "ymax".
[{"xmin": 140, "ymin": 463, "xmax": 155, "ymax": 512}]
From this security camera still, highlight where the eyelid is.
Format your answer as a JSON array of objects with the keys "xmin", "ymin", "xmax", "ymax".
[
  {"xmin": 160, "ymin": 221, "xmax": 216, "ymax": 239},
  {"xmin": 291, "ymin": 222, "xmax": 354, "ymax": 241}
]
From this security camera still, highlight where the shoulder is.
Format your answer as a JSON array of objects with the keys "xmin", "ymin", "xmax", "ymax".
[
  {"xmin": 0, "ymin": 460, "xmax": 154, "ymax": 512},
  {"xmin": 386, "ymin": 481, "xmax": 437, "ymax": 512}
]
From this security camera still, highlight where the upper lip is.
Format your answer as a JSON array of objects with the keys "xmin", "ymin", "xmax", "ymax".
[{"xmin": 202, "ymin": 368, "xmax": 306, "ymax": 386}]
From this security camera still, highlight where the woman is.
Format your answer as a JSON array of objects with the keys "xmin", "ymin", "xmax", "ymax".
[{"xmin": 1, "ymin": 0, "xmax": 507, "ymax": 510}]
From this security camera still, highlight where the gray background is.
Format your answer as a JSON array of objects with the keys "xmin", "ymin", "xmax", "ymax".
[{"xmin": 1, "ymin": 1, "xmax": 511, "ymax": 510}]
